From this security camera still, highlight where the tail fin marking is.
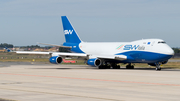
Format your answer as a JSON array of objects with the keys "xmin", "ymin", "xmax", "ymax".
[{"xmin": 61, "ymin": 16, "xmax": 82, "ymax": 43}]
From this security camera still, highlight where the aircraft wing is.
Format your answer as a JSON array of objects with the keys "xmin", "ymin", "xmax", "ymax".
[
  {"xmin": 16, "ymin": 51, "xmax": 127, "ymax": 60},
  {"xmin": 97, "ymin": 55, "xmax": 127, "ymax": 60},
  {"xmin": 16, "ymin": 51, "xmax": 87, "ymax": 57}
]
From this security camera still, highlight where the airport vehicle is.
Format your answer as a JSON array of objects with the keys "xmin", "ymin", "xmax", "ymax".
[
  {"xmin": 15, "ymin": 16, "xmax": 174, "ymax": 71},
  {"xmin": 63, "ymin": 59, "xmax": 76, "ymax": 63}
]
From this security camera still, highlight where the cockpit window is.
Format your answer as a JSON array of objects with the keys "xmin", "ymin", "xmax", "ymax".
[{"xmin": 158, "ymin": 41, "xmax": 166, "ymax": 44}]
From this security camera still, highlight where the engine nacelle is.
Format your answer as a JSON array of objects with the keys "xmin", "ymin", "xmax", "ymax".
[
  {"xmin": 49, "ymin": 56, "xmax": 63, "ymax": 64},
  {"xmin": 87, "ymin": 58, "xmax": 101, "ymax": 67}
]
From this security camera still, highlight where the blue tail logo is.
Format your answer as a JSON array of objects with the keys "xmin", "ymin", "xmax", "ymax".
[
  {"xmin": 64, "ymin": 30, "xmax": 73, "ymax": 35},
  {"xmin": 61, "ymin": 16, "xmax": 82, "ymax": 43}
]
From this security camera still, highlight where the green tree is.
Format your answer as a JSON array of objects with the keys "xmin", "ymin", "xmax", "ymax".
[
  {"xmin": 0, "ymin": 43, "xmax": 13, "ymax": 48},
  {"xmin": 172, "ymin": 48, "xmax": 180, "ymax": 53}
]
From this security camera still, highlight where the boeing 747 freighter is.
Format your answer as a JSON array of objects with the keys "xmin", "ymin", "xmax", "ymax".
[{"xmin": 16, "ymin": 16, "xmax": 174, "ymax": 71}]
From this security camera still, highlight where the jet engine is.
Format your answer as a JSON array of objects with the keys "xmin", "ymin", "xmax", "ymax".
[
  {"xmin": 49, "ymin": 56, "xmax": 63, "ymax": 64},
  {"xmin": 87, "ymin": 58, "xmax": 101, "ymax": 67}
]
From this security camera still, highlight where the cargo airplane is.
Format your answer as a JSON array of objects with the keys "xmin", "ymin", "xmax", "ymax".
[{"xmin": 15, "ymin": 16, "xmax": 174, "ymax": 71}]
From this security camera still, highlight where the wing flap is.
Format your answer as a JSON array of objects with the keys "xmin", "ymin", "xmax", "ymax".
[
  {"xmin": 97, "ymin": 55, "xmax": 127, "ymax": 60},
  {"xmin": 16, "ymin": 51, "xmax": 127, "ymax": 60},
  {"xmin": 16, "ymin": 51, "xmax": 50, "ymax": 54}
]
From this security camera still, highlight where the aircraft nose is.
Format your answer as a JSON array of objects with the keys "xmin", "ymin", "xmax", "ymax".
[{"xmin": 167, "ymin": 48, "xmax": 174, "ymax": 55}]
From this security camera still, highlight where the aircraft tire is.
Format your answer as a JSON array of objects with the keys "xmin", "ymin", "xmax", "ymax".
[
  {"xmin": 98, "ymin": 65, "xmax": 110, "ymax": 69},
  {"xmin": 106, "ymin": 66, "xmax": 111, "ymax": 69},
  {"xmin": 112, "ymin": 65, "xmax": 120, "ymax": 69},
  {"xmin": 131, "ymin": 65, "xmax": 134, "ymax": 69},
  {"xmin": 126, "ymin": 65, "xmax": 134, "ymax": 69},
  {"xmin": 98, "ymin": 65, "xmax": 104, "ymax": 69},
  {"xmin": 156, "ymin": 67, "xmax": 161, "ymax": 71},
  {"xmin": 116, "ymin": 65, "xmax": 120, "ymax": 69}
]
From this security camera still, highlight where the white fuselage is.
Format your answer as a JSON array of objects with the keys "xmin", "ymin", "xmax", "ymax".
[{"xmin": 79, "ymin": 39, "xmax": 174, "ymax": 56}]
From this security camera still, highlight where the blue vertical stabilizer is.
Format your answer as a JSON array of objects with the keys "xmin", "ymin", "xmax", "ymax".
[{"xmin": 61, "ymin": 16, "xmax": 82, "ymax": 43}]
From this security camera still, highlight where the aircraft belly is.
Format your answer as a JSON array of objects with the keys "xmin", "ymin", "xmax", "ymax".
[{"xmin": 116, "ymin": 51, "xmax": 173, "ymax": 63}]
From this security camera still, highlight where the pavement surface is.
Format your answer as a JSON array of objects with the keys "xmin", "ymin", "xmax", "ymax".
[
  {"xmin": 169, "ymin": 59, "xmax": 180, "ymax": 62},
  {"xmin": 0, "ymin": 62, "xmax": 180, "ymax": 101}
]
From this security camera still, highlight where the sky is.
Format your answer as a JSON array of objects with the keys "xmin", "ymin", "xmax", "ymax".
[{"xmin": 0, "ymin": 0, "xmax": 180, "ymax": 47}]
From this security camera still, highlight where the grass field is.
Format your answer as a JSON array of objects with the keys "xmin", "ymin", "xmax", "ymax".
[
  {"xmin": 0, "ymin": 52, "xmax": 180, "ymax": 69},
  {"xmin": 121, "ymin": 62, "xmax": 180, "ymax": 69}
]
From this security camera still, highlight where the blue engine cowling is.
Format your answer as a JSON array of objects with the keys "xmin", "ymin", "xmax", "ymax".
[
  {"xmin": 87, "ymin": 58, "xmax": 101, "ymax": 67},
  {"xmin": 49, "ymin": 56, "xmax": 63, "ymax": 64}
]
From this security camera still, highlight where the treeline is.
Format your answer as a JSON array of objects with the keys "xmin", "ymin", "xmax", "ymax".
[
  {"xmin": 0, "ymin": 43, "xmax": 13, "ymax": 48},
  {"xmin": 172, "ymin": 48, "xmax": 180, "ymax": 53},
  {"xmin": 19, "ymin": 45, "xmax": 41, "ymax": 48}
]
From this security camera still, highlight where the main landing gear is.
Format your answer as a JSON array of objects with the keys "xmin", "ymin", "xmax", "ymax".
[
  {"xmin": 126, "ymin": 63, "xmax": 134, "ymax": 69},
  {"xmin": 98, "ymin": 63, "xmax": 120, "ymax": 69},
  {"xmin": 111, "ymin": 63, "xmax": 120, "ymax": 69},
  {"xmin": 155, "ymin": 63, "xmax": 161, "ymax": 71},
  {"xmin": 98, "ymin": 65, "xmax": 110, "ymax": 69},
  {"xmin": 98, "ymin": 63, "xmax": 135, "ymax": 69}
]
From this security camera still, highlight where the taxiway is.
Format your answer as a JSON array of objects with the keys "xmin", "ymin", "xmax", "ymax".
[{"xmin": 0, "ymin": 63, "xmax": 180, "ymax": 101}]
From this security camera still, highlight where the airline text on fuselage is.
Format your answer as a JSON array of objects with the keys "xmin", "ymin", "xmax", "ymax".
[
  {"xmin": 123, "ymin": 45, "xmax": 139, "ymax": 50},
  {"xmin": 123, "ymin": 45, "xmax": 145, "ymax": 50}
]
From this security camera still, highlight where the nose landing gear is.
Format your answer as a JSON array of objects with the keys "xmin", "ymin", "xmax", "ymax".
[{"xmin": 155, "ymin": 63, "xmax": 161, "ymax": 71}]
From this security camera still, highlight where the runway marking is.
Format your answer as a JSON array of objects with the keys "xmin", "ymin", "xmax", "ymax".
[
  {"xmin": 1, "ymin": 73, "xmax": 180, "ymax": 87},
  {"xmin": 0, "ymin": 87, "xmax": 120, "ymax": 101}
]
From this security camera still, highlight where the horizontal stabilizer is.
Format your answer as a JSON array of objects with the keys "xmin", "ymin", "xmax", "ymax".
[{"xmin": 37, "ymin": 42, "xmax": 72, "ymax": 48}]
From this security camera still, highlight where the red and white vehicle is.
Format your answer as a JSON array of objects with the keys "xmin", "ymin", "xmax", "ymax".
[{"xmin": 63, "ymin": 59, "xmax": 76, "ymax": 63}]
